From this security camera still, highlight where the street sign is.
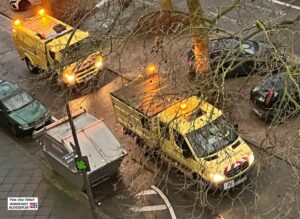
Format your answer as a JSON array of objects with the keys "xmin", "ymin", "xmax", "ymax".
[{"xmin": 75, "ymin": 156, "xmax": 91, "ymax": 173}]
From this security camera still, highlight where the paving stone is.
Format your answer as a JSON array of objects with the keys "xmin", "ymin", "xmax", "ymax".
[
  {"xmin": 7, "ymin": 169, "xmax": 22, "ymax": 177},
  {"xmin": 23, "ymin": 184, "xmax": 39, "ymax": 191},
  {"xmin": 0, "ymin": 191, "xmax": 8, "ymax": 200},
  {"xmin": 20, "ymin": 190, "xmax": 35, "ymax": 197},
  {"xmin": 20, "ymin": 216, "xmax": 35, "ymax": 219},
  {"xmin": 16, "ymin": 176, "xmax": 30, "ymax": 184},
  {"xmin": 0, "ymin": 200, "xmax": 6, "ymax": 208},
  {"xmin": 6, "ymin": 216, "xmax": 22, "ymax": 219},
  {"xmin": 11, "ymin": 184, "xmax": 26, "ymax": 192},
  {"xmin": 7, "ymin": 209, "xmax": 24, "ymax": 216},
  {"xmin": 41, "ymin": 198, "xmax": 55, "ymax": 207},
  {"xmin": 19, "ymin": 170, "xmax": 35, "ymax": 177},
  {"xmin": 0, "ymin": 184, "xmax": 12, "ymax": 192},
  {"xmin": 1, "ymin": 162, "xmax": 14, "ymax": 169},
  {"xmin": 34, "ymin": 216, "xmax": 49, "ymax": 219},
  {"xmin": 22, "ymin": 209, "xmax": 38, "ymax": 216},
  {"xmin": 0, "ymin": 169, "xmax": 9, "ymax": 177},
  {"xmin": 33, "ymin": 190, "xmax": 48, "ymax": 199},
  {"xmin": 27, "ymin": 176, "xmax": 43, "ymax": 184},
  {"xmin": 0, "ymin": 176, "xmax": 5, "ymax": 184},
  {"xmin": 0, "ymin": 208, "xmax": 8, "ymax": 217},
  {"xmin": 0, "ymin": 157, "xmax": 6, "ymax": 164},
  {"xmin": 3, "ymin": 176, "xmax": 18, "ymax": 184},
  {"xmin": 36, "ymin": 207, "xmax": 52, "ymax": 216},
  {"xmin": 7, "ymin": 191, "xmax": 22, "ymax": 197},
  {"xmin": 36, "ymin": 183, "xmax": 49, "ymax": 192}
]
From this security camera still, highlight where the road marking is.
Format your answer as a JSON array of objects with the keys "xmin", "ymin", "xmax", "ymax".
[
  {"xmin": 131, "ymin": 185, "xmax": 177, "ymax": 218},
  {"xmin": 268, "ymin": 0, "xmax": 300, "ymax": 10},
  {"xmin": 95, "ymin": 0, "xmax": 110, "ymax": 8},
  {"xmin": 208, "ymin": 11, "xmax": 240, "ymax": 25},
  {"xmin": 151, "ymin": 185, "xmax": 177, "ymax": 219},
  {"xmin": 131, "ymin": 205, "xmax": 167, "ymax": 212},
  {"xmin": 136, "ymin": 189, "xmax": 157, "ymax": 196},
  {"xmin": 136, "ymin": 0, "xmax": 156, "ymax": 7}
]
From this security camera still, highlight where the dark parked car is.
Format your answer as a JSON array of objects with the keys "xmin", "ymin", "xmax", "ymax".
[
  {"xmin": 250, "ymin": 72, "xmax": 300, "ymax": 122},
  {"xmin": 188, "ymin": 37, "xmax": 285, "ymax": 77},
  {"xmin": 0, "ymin": 80, "xmax": 51, "ymax": 136}
]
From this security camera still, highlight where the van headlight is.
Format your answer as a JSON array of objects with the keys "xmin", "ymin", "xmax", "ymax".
[
  {"xmin": 63, "ymin": 71, "xmax": 76, "ymax": 85},
  {"xmin": 248, "ymin": 153, "xmax": 255, "ymax": 165},
  {"xmin": 95, "ymin": 56, "xmax": 104, "ymax": 69},
  {"xmin": 210, "ymin": 172, "xmax": 225, "ymax": 183}
]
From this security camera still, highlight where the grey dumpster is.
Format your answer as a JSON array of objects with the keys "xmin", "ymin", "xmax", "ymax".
[{"xmin": 34, "ymin": 110, "xmax": 127, "ymax": 190}]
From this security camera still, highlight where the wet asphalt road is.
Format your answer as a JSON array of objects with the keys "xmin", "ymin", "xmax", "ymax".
[{"xmin": 0, "ymin": 1, "xmax": 300, "ymax": 218}]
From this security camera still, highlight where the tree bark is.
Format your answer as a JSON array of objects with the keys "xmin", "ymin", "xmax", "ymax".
[
  {"xmin": 162, "ymin": 0, "xmax": 174, "ymax": 10},
  {"xmin": 187, "ymin": 0, "xmax": 211, "ymax": 74}
]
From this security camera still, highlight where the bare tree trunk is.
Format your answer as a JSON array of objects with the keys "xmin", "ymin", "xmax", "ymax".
[
  {"xmin": 162, "ymin": 0, "xmax": 174, "ymax": 10},
  {"xmin": 187, "ymin": 0, "xmax": 211, "ymax": 74}
]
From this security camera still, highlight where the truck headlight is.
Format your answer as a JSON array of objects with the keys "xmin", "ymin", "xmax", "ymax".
[
  {"xmin": 248, "ymin": 153, "xmax": 254, "ymax": 165},
  {"xmin": 210, "ymin": 173, "xmax": 225, "ymax": 183},
  {"xmin": 95, "ymin": 56, "xmax": 103, "ymax": 69},
  {"xmin": 63, "ymin": 72, "xmax": 76, "ymax": 85}
]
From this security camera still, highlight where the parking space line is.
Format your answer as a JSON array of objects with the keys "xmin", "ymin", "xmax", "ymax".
[
  {"xmin": 136, "ymin": 189, "xmax": 157, "ymax": 196},
  {"xmin": 131, "ymin": 205, "xmax": 167, "ymax": 212},
  {"xmin": 268, "ymin": 0, "xmax": 300, "ymax": 10}
]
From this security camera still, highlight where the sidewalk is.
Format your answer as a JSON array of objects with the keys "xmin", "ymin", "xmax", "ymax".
[{"xmin": 0, "ymin": 129, "xmax": 92, "ymax": 219}]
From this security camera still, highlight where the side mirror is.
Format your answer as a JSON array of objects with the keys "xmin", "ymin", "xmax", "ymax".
[
  {"xmin": 183, "ymin": 149, "xmax": 193, "ymax": 159},
  {"xmin": 234, "ymin": 123, "xmax": 239, "ymax": 131}
]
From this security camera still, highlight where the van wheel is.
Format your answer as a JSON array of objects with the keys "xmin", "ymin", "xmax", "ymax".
[{"xmin": 25, "ymin": 58, "xmax": 39, "ymax": 74}]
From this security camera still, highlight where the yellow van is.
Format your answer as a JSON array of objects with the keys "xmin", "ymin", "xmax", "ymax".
[
  {"xmin": 12, "ymin": 9, "xmax": 104, "ymax": 85},
  {"xmin": 111, "ymin": 73, "xmax": 254, "ymax": 190}
]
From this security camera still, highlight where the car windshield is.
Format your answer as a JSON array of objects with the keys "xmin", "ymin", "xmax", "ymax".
[
  {"xmin": 242, "ymin": 41, "xmax": 256, "ymax": 55},
  {"xmin": 2, "ymin": 92, "xmax": 33, "ymax": 111},
  {"xmin": 186, "ymin": 116, "xmax": 238, "ymax": 157}
]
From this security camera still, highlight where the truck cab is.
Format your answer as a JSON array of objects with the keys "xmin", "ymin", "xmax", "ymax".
[
  {"xmin": 111, "ymin": 73, "xmax": 254, "ymax": 190},
  {"xmin": 12, "ymin": 9, "xmax": 104, "ymax": 85}
]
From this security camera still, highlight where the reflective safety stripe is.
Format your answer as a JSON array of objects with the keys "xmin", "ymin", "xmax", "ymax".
[{"xmin": 222, "ymin": 154, "xmax": 249, "ymax": 174}]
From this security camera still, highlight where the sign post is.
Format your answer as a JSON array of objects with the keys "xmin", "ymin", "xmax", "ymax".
[{"xmin": 66, "ymin": 103, "xmax": 97, "ymax": 219}]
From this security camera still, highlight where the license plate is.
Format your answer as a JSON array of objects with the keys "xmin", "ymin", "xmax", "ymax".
[{"xmin": 224, "ymin": 176, "xmax": 247, "ymax": 190}]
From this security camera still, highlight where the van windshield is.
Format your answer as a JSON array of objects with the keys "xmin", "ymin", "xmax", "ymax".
[
  {"xmin": 60, "ymin": 37, "xmax": 99, "ymax": 65},
  {"xmin": 186, "ymin": 116, "xmax": 238, "ymax": 157}
]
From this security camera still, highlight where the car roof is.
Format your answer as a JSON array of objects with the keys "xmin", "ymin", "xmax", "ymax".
[
  {"xmin": 0, "ymin": 80, "xmax": 19, "ymax": 100},
  {"xmin": 209, "ymin": 37, "xmax": 254, "ymax": 53}
]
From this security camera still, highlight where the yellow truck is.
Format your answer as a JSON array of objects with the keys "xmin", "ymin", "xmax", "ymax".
[
  {"xmin": 12, "ymin": 9, "xmax": 104, "ymax": 85},
  {"xmin": 111, "ymin": 73, "xmax": 255, "ymax": 190}
]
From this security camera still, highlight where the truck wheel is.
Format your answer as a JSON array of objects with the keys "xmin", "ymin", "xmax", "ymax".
[{"xmin": 25, "ymin": 58, "xmax": 39, "ymax": 74}]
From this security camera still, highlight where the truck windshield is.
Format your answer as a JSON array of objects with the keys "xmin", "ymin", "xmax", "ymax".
[
  {"xmin": 60, "ymin": 37, "xmax": 98, "ymax": 65},
  {"xmin": 2, "ymin": 92, "xmax": 33, "ymax": 112},
  {"xmin": 186, "ymin": 116, "xmax": 238, "ymax": 157}
]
